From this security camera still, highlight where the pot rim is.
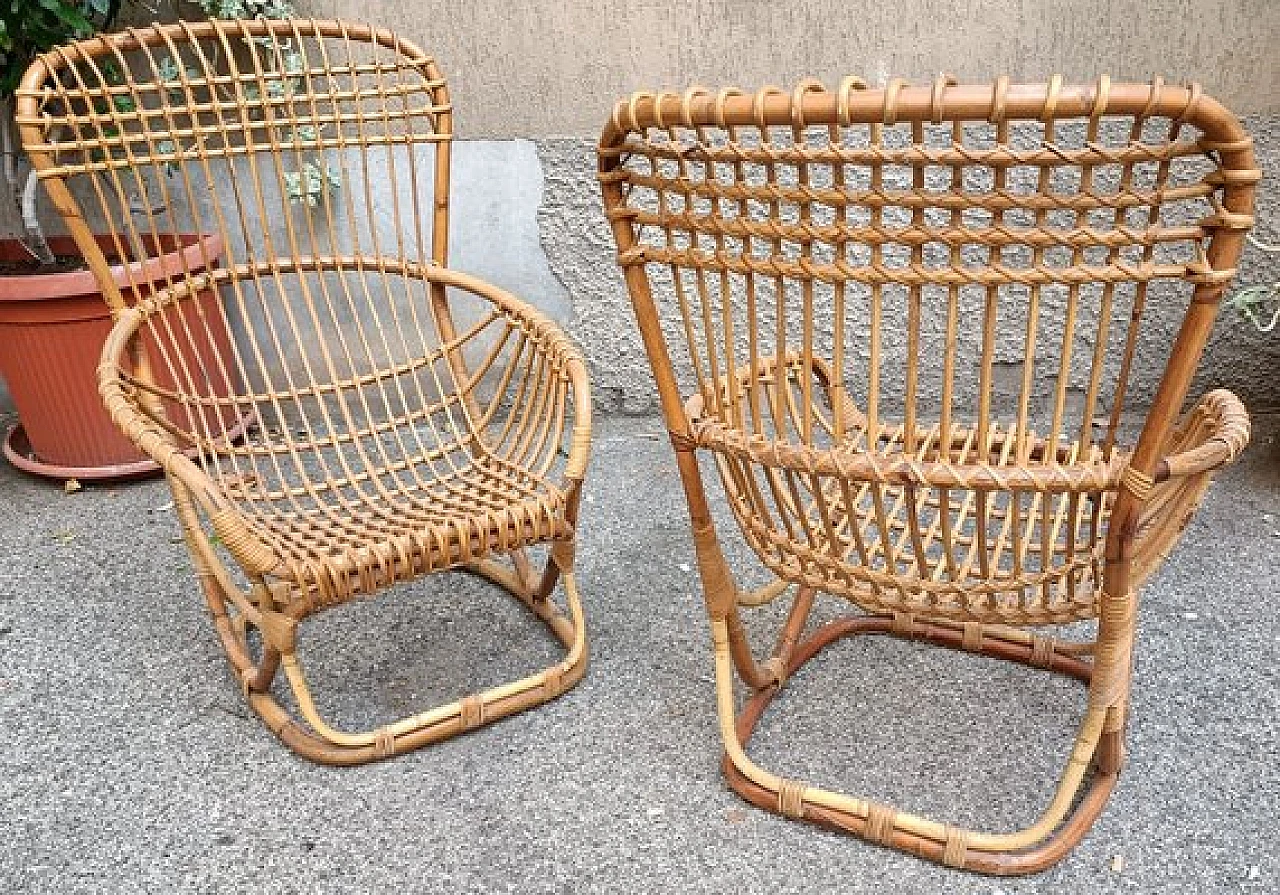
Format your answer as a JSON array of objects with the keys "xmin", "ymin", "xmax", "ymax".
[{"xmin": 0, "ymin": 233, "xmax": 223, "ymax": 301}]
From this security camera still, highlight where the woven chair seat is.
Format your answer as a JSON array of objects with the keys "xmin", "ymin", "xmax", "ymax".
[
  {"xmin": 232, "ymin": 454, "xmax": 572, "ymax": 601},
  {"xmin": 685, "ymin": 364, "xmax": 1122, "ymax": 625}
]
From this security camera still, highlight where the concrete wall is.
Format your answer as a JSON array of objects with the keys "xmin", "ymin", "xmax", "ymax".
[{"xmin": 308, "ymin": 0, "xmax": 1280, "ymax": 134}]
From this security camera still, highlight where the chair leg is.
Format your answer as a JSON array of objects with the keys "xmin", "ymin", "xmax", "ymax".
[
  {"xmin": 202, "ymin": 548, "xmax": 588, "ymax": 767},
  {"xmin": 709, "ymin": 611, "xmax": 1126, "ymax": 876}
]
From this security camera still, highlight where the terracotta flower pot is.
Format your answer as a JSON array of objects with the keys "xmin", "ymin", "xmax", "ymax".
[{"xmin": 0, "ymin": 233, "xmax": 235, "ymax": 480}]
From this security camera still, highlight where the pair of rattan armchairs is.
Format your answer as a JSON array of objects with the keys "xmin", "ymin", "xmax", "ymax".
[{"xmin": 16, "ymin": 19, "xmax": 1258, "ymax": 875}]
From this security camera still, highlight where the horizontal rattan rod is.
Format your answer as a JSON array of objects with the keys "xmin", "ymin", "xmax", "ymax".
[
  {"xmin": 620, "ymin": 246, "xmax": 1197, "ymax": 289},
  {"xmin": 242, "ymin": 513, "xmax": 571, "ymax": 580},
  {"xmin": 145, "ymin": 396, "xmax": 477, "ymax": 462},
  {"xmin": 230, "ymin": 454, "xmax": 559, "ymax": 508},
  {"xmin": 129, "ymin": 314, "xmax": 501, "ymax": 409},
  {"xmin": 619, "ymin": 210, "xmax": 1206, "ymax": 251},
  {"xmin": 123, "ymin": 262, "xmax": 578, "ymax": 367},
  {"xmin": 605, "ymin": 83, "xmax": 1239, "ymax": 139},
  {"xmin": 23, "ymin": 101, "xmax": 445, "ymax": 141},
  {"xmin": 23, "ymin": 62, "xmax": 443, "ymax": 98},
  {"xmin": 613, "ymin": 173, "xmax": 1216, "ymax": 213},
  {"xmin": 200, "ymin": 415, "xmax": 481, "ymax": 468},
  {"xmin": 696, "ymin": 384, "xmax": 1103, "ymax": 469},
  {"xmin": 739, "ymin": 525, "xmax": 1098, "ymax": 603},
  {"xmin": 23, "ymin": 98, "xmax": 443, "ymax": 140},
  {"xmin": 22, "ymin": 86, "xmax": 443, "ymax": 130},
  {"xmin": 34, "ymin": 132, "xmax": 451, "ymax": 179},
  {"xmin": 597, "ymin": 138, "xmax": 1208, "ymax": 167}
]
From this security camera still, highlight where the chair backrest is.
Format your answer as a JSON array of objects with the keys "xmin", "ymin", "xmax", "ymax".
[
  {"xmin": 599, "ymin": 78, "xmax": 1258, "ymax": 621},
  {"xmin": 598, "ymin": 77, "xmax": 1258, "ymax": 473},
  {"xmin": 19, "ymin": 19, "xmax": 452, "ymax": 304},
  {"xmin": 15, "ymin": 20, "xmax": 515, "ymax": 506}
]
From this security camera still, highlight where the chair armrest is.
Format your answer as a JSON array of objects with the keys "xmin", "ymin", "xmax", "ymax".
[
  {"xmin": 428, "ymin": 266, "xmax": 592, "ymax": 488},
  {"xmin": 1154, "ymin": 389, "xmax": 1250, "ymax": 483},
  {"xmin": 97, "ymin": 307, "xmax": 227, "ymax": 511}
]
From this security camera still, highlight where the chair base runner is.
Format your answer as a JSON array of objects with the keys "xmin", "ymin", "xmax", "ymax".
[
  {"xmin": 718, "ymin": 614, "xmax": 1120, "ymax": 876},
  {"xmin": 202, "ymin": 552, "xmax": 588, "ymax": 767}
]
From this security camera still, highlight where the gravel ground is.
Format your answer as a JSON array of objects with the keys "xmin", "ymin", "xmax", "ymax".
[{"xmin": 1, "ymin": 408, "xmax": 1277, "ymax": 894}]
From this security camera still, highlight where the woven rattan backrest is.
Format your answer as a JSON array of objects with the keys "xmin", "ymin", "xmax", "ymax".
[
  {"xmin": 599, "ymin": 78, "xmax": 1258, "ymax": 470},
  {"xmin": 15, "ymin": 20, "xmax": 573, "ymax": 513},
  {"xmin": 19, "ymin": 19, "xmax": 452, "ymax": 300}
]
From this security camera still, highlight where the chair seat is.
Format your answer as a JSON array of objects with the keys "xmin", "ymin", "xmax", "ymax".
[
  {"xmin": 737, "ymin": 452, "xmax": 1116, "ymax": 625},
  {"xmin": 675, "ymin": 354, "xmax": 1149, "ymax": 624},
  {"xmin": 226, "ymin": 452, "xmax": 572, "ymax": 602}
]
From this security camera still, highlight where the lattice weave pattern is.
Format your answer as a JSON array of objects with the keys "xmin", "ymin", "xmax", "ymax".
[{"xmin": 600, "ymin": 76, "xmax": 1258, "ymax": 625}]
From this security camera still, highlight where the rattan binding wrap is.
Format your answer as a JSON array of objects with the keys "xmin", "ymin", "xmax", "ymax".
[
  {"xmin": 17, "ymin": 19, "xmax": 591, "ymax": 765},
  {"xmin": 599, "ymin": 76, "xmax": 1256, "ymax": 873}
]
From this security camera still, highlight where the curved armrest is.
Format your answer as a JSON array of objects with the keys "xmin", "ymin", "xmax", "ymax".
[
  {"xmin": 99, "ymin": 264, "xmax": 592, "ymax": 556},
  {"xmin": 428, "ymin": 266, "xmax": 592, "ymax": 489},
  {"xmin": 1154, "ymin": 389, "xmax": 1250, "ymax": 483},
  {"xmin": 97, "ymin": 307, "xmax": 227, "ymax": 512}
]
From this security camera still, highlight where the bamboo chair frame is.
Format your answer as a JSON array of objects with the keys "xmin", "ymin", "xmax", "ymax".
[
  {"xmin": 16, "ymin": 19, "xmax": 591, "ymax": 765},
  {"xmin": 598, "ymin": 77, "xmax": 1258, "ymax": 873}
]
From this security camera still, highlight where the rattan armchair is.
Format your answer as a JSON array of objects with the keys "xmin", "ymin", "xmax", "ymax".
[
  {"xmin": 598, "ymin": 77, "xmax": 1257, "ymax": 873},
  {"xmin": 16, "ymin": 19, "xmax": 591, "ymax": 765}
]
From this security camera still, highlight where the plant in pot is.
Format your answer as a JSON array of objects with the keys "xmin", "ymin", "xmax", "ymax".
[
  {"xmin": 0, "ymin": 0, "xmax": 216, "ymax": 480},
  {"xmin": 1, "ymin": 0, "xmax": 325, "ymax": 480}
]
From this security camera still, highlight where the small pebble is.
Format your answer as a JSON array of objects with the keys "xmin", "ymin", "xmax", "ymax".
[
  {"xmin": 63, "ymin": 478, "xmax": 82, "ymax": 494},
  {"xmin": 678, "ymin": 563, "xmax": 691, "ymax": 573},
  {"xmin": 1110, "ymin": 854, "xmax": 1125, "ymax": 873},
  {"xmin": 1246, "ymin": 865, "xmax": 1261, "ymax": 881}
]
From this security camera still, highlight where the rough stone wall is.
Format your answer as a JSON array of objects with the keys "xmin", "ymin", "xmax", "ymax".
[{"xmin": 309, "ymin": 0, "xmax": 1280, "ymax": 133}]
